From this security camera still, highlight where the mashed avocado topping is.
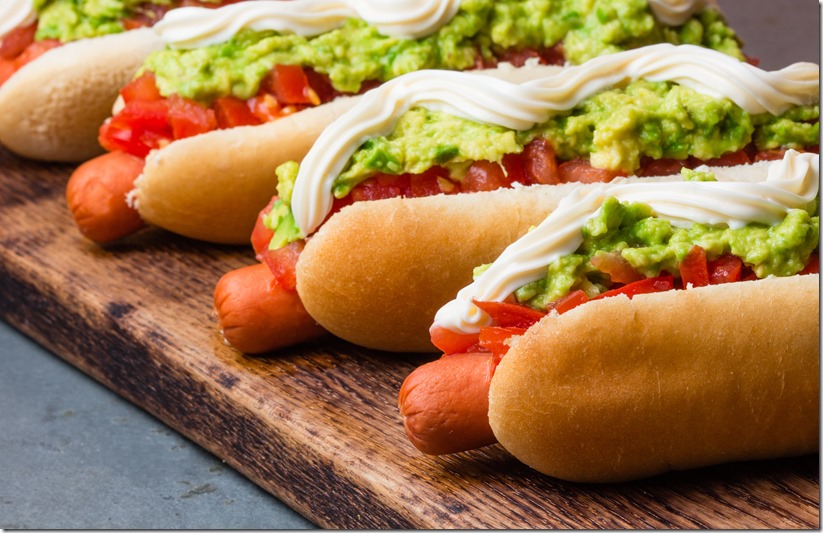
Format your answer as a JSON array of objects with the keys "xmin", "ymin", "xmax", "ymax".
[
  {"xmin": 263, "ymin": 162, "xmax": 301, "ymax": 250},
  {"xmin": 144, "ymin": 0, "xmax": 743, "ymax": 103},
  {"xmin": 334, "ymin": 80, "xmax": 819, "ymax": 192},
  {"xmin": 503, "ymin": 191, "xmax": 819, "ymax": 310},
  {"xmin": 33, "ymin": 0, "xmax": 190, "ymax": 42}
]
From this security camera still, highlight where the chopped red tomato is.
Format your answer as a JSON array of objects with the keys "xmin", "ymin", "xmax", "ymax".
[
  {"xmin": 558, "ymin": 158, "xmax": 624, "ymax": 183},
  {"xmin": 478, "ymin": 326, "xmax": 526, "ymax": 358},
  {"xmin": 500, "ymin": 152, "xmax": 527, "ymax": 185},
  {"xmin": 430, "ymin": 325, "xmax": 480, "ymax": 355},
  {"xmin": 635, "ymin": 157, "xmax": 688, "ymax": 177},
  {"xmin": 545, "ymin": 289, "xmax": 589, "ymax": 314},
  {"xmin": 0, "ymin": 59, "xmax": 14, "ymax": 86},
  {"xmin": 679, "ymin": 246, "xmax": 710, "ymax": 287},
  {"xmin": 590, "ymin": 252, "xmax": 644, "ymax": 284},
  {"xmin": 99, "ymin": 99, "xmax": 172, "ymax": 157},
  {"xmin": 214, "ymin": 95, "xmax": 260, "ymax": 128},
  {"xmin": 265, "ymin": 65, "xmax": 320, "ymax": 106},
  {"xmin": 0, "ymin": 23, "xmax": 37, "ymax": 60},
  {"xmin": 260, "ymin": 241, "xmax": 304, "ymax": 291},
  {"xmin": 120, "ymin": 72, "xmax": 162, "ymax": 103},
  {"xmin": 461, "ymin": 160, "xmax": 513, "ymax": 192},
  {"xmin": 408, "ymin": 167, "xmax": 447, "ymax": 197},
  {"xmin": 248, "ymin": 93, "xmax": 284, "ymax": 123},
  {"xmin": 707, "ymin": 254, "xmax": 743, "ymax": 284},
  {"xmin": 593, "ymin": 274, "xmax": 675, "ymax": 300},
  {"xmin": 699, "ymin": 149, "xmax": 751, "ymax": 167},
  {"xmin": 251, "ymin": 196, "xmax": 278, "ymax": 258},
  {"xmin": 167, "ymin": 94, "xmax": 217, "ymax": 139},
  {"xmin": 471, "ymin": 300, "xmax": 546, "ymax": 329},
  {"xmin": 523, "ymin": 138, "xmax": 560, "ymax": 185}
]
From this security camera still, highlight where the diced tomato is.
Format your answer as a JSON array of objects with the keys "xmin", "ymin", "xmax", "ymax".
[
  {"xmin": 214, "ymin": 95, "xmax": 260, "ymax": 128},
  {"xmin": 679, "ymin": 245, "xmax": 710, "ymax": 288},
  {"xmin": 472, "ymin": 300, "xmax": 546, "ymax": 329},
  {"xmin": 303, "ymin": 68, "xmax": 342, "ymax": 103},
  {"xmin": 0, "ymin": 59, "xmax": 14, "ymax": 86},
  {"xmin": 121, "ymin": 2, "xmax": 172, "ymax": 29},
  {"xmin": 478, "ymin": 326, "xmax": 526, "ymax": 358},
  {"xmin": 167, "ymin": 94, "xmax": 217, "ymax": 139},
  {"xmin": 120, "ymin": 72, "xmax": 162, "ymax": 104},
  {"xmin": 265, "ymin": 65, "xmax": 320, "ymax": 106},
  {"xmin": 699, "ymin": 149, "xmax": 751, "ymax": 167},
  {"xmin": 408, "ymin": 167, "xmax": 448, "ymax": 197},
  {"xmin": 248, "ymin": 93, "xmax": 283, "ymax": 123},
  {"xmin": 708, "ymin": 254, "xmax": 743, "ymax": 284},
  {"xmin": 430, "ymin": 325, "xmax": 480, "ymax": 355},
  {"xmin": 635, "ymin": 157, "xmax": 688, "ymax": 177},
  {"xmin": 260, "ymin": 241, "xmax": 304, "ymax": 291},
  {"xmin": 0, "ymin": 23, "xmax": 37, "ymax": 60},
  {"xmin": 99, "ymin": 99, "xmax": 172, "ymax": 157},
  {"xmin": 13, "ymin": 38, "xmax": 60, "ymax": 69},
  {"xmin": 799, "ymin": 253, "xmax": 819, "ymax": 275},
  {"xmin": 590, "ymin": 252, "xmax": 644, "ymax": 284},
  {"xmin": 251, "ymin": 196, "xmax": 278, "ymax": 258},
  {"xmin": 593, "ymin": 274, "xmax": 675, "ymax": 300},
  {"xmin": 523, "ymin": 138, "xmax": 560, "ymax": 185},
  {"xmin": 501, "ymin": 152, "xmax": 527, "ymax": 185},
  {"xmin": 461, "ymin": 160, "xmax": 512, "ymax": 192},
  {"xmin": 558, "ymin": 158, "xmax": 624, "ymax": 184},
  {"xmin": 545, "ymin": 289, "xmax": 589, "ymax": 315}
]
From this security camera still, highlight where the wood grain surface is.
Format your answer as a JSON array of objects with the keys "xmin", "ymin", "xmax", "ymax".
[{"xmin": 0, "ymin": 144, "xmax": 819, "ymax": 528}]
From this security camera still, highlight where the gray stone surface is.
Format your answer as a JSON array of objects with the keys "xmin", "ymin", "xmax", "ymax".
[{"xmin": 0, "ymin": 321, "xmax": 314, "ymax": 529}]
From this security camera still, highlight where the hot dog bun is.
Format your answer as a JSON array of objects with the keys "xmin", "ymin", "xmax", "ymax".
[
  {"xmin": 0, "ymin": 28, "xmax": 164, "ymax": 162},
  {"xmin": 297, "ymin": 161, "xmax": 778, "ymax": 353},
  {"xmin": 129, "ymin": 63, "xmax": 566, "ymax": 245},
  {"xmin": 488, "ymin": 274, "xmax": 819, "ymax": 483}
]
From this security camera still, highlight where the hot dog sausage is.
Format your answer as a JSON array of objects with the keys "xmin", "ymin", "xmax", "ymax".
[
  {"xmin": 398, "ymin": 352, "xmax": 498, "ymax": 455},
  {"xmin": 66, "ymin": 151, "xmax": 146, "ymax": 243},
  {"xmin": 213, "ymin": 262, "xmax": 326, "ymax": 354}
]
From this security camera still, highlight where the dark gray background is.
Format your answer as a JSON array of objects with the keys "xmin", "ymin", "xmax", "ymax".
[{"xmin": 1, "ymin": 1, "xmax": 819, "ymax": 529}]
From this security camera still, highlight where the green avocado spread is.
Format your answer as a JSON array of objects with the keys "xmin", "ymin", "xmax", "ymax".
[
  {"xmin": 503, "ymin": 189, "xmax": 819, "ymax": 311},
  {"xmin": 34, "ymin": 0, "xmax": 179, "ymax": 42},
  {"xmin": 334, "ymin": 80, "xmax": 819, "ymax": 194},
  {"xmin": 144, "ymin": 0, "xmax": 744, "ymax": 103}
]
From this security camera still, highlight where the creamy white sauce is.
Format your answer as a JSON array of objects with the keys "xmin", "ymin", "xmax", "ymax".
[
  {"xmin": 0, "ymin": 0, "xmax": 36, "ymax": 40},
  {"xmin": 290, "ymin": 44, "xmax": 819, "ymax": 237},
  {"xmin": 646, "ymin": 0, "xmax": 708, "ymax": 26},
  {"xmin": 432, "ymin": 150, "xmax": 820, "ymax": 334},
  {"xmin": 153, "ymin": 0, "xmax": 460, "ymax": 48}
]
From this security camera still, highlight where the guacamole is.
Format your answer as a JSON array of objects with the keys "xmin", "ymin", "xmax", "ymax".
[
  {"xmin": 509, "ymin": 192, "xmax": 820, "ymax": 310},
  {"xmin": 34, "ymin": 0, "xmax": 175, "ymax": 42},
  {"xmin": 335, "ymin": 80, "xmax": 819, "ymax": 192},
  {"xmin": 144, "ymin": 0, "xmax": 744, "ymax": 103}
]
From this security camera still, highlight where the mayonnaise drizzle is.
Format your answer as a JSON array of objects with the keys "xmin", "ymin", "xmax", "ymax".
[
  {"xmin": 290, "ymin": 44, "xmax": 819, "ymax": 237},
  {"xmin": 0, "ymin": 0, "xmax": 36, "ymax": 40},
  {"xmin": 153, "ymin": 0, "xmax": 460, "ymax": 48},
  {"xmin": 432, "ymin": 150, "xmax": 820, "ymax": 335},
  {"xmin": 646, "ymin": 0, "xmax": 708, "ymax": 26}
]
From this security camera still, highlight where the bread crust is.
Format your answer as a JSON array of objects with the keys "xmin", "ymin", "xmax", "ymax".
[
  {"xmin": 296, "ymin": 162, "xmax": 777, "ymax": 353},
  {"xmin": 488, "ymin": 275, "xmax": 820, "ymax": 483},
  {"xmin": 131, "ymin": 64, "xmax": 565, "ymax": 244},
  {"xmin": 0, "ymin": 28, "xmax": 164, "ymax": 163}
]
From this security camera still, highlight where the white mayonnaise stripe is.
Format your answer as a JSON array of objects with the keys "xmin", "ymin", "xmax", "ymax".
[
  {"xmin": 154, "ymin": 0, "xmax": 460, "ymax": 47},
  {"xmin": 433, "ymin": 150, "xmax": 819, "ymax": 335},
  {"xmin": 0, "ymin": 0, "xmax": 36, "ymax": 40},
  {"xmin": 646, "ymin": 0, "xmax": 708, "ymax": 26},
  {"xmin": 291, "ymin": 44, "xmax": 819, "ymax": 236}
]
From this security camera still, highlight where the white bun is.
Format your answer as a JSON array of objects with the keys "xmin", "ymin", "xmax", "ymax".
[{"xmin": 0, "ymin": 28, "xmax": 164, "ymax": 162}]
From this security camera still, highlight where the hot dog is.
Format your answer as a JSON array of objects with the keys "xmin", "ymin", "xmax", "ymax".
[
  {"xmin": 0, "ymin": 0, "xmax": 234, "ymax": 162},
  {"xmin": 398, "ymin": 150, "xmax": 819, "ymax": 482},
  {"xmin": 212, "ymin": 45, "xmax": 818, "ymax": 354},
  {"xmin": 63, "ymin": 0, "xmax": 749, "ymax": 244}
]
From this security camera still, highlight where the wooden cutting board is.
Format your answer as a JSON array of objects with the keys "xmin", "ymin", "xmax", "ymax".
[{"xmin": 0, "ymin": 147, "xmax": 818, "ymax": 528}]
